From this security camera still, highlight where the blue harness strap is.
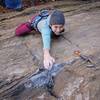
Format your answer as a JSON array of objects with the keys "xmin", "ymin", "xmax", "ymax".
[{"xmin": 31, "ymin": 10, "xmax": 49, "ymax": 31}]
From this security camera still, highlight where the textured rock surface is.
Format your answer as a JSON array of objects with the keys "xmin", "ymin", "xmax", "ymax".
[{"xmin": 0, "ymin": 0, "xmax": 100, "ymax": 100}]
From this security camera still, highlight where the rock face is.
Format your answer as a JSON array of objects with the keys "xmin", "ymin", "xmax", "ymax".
[{"xmin": 0, "ymin": 0, "xmax": 100, "ymax": 100}]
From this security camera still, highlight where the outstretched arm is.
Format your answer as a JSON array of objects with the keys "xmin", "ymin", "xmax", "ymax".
[{"xmin": 41, "ymin": 28, "xmax": 55, "ymax": 69}]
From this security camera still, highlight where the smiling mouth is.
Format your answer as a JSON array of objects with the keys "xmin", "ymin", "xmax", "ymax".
[{"xmin": 55, "ymin": 33, "xmax": 60, "ymax": 35}]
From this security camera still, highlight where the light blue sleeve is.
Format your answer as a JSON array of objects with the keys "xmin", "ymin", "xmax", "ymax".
[
  {"xmin": 37, "ymin": 15, "xmax": 51, "ymax": 49},
  {"xmin": 40, "ymin": 27, "xmax": 51, "ymax": 49}
]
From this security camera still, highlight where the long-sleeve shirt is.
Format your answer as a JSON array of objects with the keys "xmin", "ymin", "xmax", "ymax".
[{"xmin": 37, "ymin": 15, "xmax": 52, "ymax": 49}]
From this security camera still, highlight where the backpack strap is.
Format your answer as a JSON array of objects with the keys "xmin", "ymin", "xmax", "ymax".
[{"xmin": 30, "ymin": 10, "xmax": 50, "ymax": 31}]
